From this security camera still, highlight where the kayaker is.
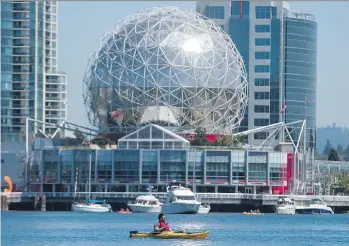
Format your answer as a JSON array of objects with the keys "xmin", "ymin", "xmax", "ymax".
[{"xmin": 154, "ymin": 213, "xmax": 172, "ymax": 232}]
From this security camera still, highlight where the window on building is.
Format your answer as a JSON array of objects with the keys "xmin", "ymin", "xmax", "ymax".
[
  {"xmin": 254, "ymin": 132, "xmax": 269, "ymax": 139},
  {"xmin": 255, "ymin": 92, "xmax": 270, "ymax": 100},
  {"xmin": 255, "ymin": 52, "xmax": 270, "ymax": 59},
  {"xmin": 255, "ymin": 65, "xmax": 270, "ymax": 73},
  {"xmin": 254, "ymin": 118, "xmax": 269, "ymax": 126},
  {"xmin": 255, "ymin": 38, "xmax": 270, "ymax": 46},
  {"xmin": 205, "ymin": 6, "xmax": 224, "ymax": 19},
  {"xmin": 254, "ymin": 105, "xmax": 269, "ymax": 113},
  {"xmin": 271, "ymin": 7, "xmax": 277, "ymax": 18},
  {"xmin": 256, "ymin": 6, "xmax": 271, "ymax": 19},
  {"xmin": 255, "ymin": 78, "xmax": 270, "ymax": 86},
  {"xmin": 255, "ymin": 25, "xmax": 271, "ymax": 33}
]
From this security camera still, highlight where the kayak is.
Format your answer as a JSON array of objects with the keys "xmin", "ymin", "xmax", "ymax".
[
  {"xmin": 242, "ymin": 212, "xmax": 264, "ymax": 215},
  {"xmin": 130, "ymin": 231, "xmax": 209, "ymax": 239}
]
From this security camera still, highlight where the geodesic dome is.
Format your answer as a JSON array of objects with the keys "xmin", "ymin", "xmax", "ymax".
[{"xmin": 83, "ymin": 6, "xmax": 248, "ymax": 134}]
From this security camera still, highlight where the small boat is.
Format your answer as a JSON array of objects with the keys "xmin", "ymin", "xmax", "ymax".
[
  {"xmin": 118, "ymin": 208, "xmax": 132, "ymax": 214},
  {"xmin": 198, "ymin": 204, "xmax": 211, "ymax": 214},
  {"xmin": 127, "ymin": 194, "xmax": 162, "ymax": 213},
  {"xmin": 242, "ymin": 210, "xmax": 263, "ymax": 215},
  {"xmin": 130, "ymin": 231, "xmax": 209, "ymax": 239},
  {"xmin": 71, "ymin": 154, "xmax": 112, "ymax": 213},
  {"xmin": 276, "ymin": 197, "xmax": 296, "ymax": 215},
  {"xmin": 296, "ymin": 198, "xmax": 334, "ymax": 214}
]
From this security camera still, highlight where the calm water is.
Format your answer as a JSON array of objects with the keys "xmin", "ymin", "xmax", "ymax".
[{"xmin": 1, "ymin": 212, "xmax": 348, "ymax": 246}]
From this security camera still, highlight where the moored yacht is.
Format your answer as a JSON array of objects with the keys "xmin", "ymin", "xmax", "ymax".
[
  {"xmin": 161, "ymin": 185, "xmax": 200, "ymax": 214},
  {"xmin": 72, "ymin": 199, "xmax": 112, "ymax": 213},
  {"xmin": 276, "ymin": 197, "xmax": 296, "ymax": 215},
  {"xmin": 127, "ymin": 195, "xmax": 162, "ymax": 213},
  {"xmin": 296, "ymin": 198, "xmax": 334, "ymax": 214}
]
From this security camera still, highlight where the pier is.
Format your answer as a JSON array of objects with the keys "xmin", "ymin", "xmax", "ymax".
[{"xmin": 2, "ymin": 192, "xmax": 349, "ymax": 212}]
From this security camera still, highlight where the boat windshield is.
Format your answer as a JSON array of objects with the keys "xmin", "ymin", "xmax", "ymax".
[
  {"xmin": 175, "ymin": 196, "xmax": 196, "ymax": 201},
  {"xmin": 310, "ymin": 198, "xmax": 326, "ymax": 205}
]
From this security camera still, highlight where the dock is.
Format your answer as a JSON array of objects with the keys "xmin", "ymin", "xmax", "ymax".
[{"xmin": 2, "ymin": 192, "xmax": 349, "ymax": 212}]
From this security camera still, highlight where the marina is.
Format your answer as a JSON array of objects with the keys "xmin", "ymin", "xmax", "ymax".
[{"xmin": 2, "ymin": 191, "xmax": 349, "ymax": 213}]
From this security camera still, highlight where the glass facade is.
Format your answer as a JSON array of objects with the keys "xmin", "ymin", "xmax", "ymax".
[
  {"xmin": 229, "ymin": 6, "xmax": 250, "ymax": 132},
  {"xmin": 1, "ymin": 1, "xmax": 67, "ymax": 143},
  {"xmin": 30, "ymin": 148, "xmax": 290, "ymax": 193},
  {"xmin": 199, "ymin": 2, "xmax": 317, "ymax": 149},
  {"xmin": 205, "ymin": 6, "xmax": 224, "ymax": 19},
  {"xmin": 284, "ymin": 18, "xmax": 317, "ymax": 147}
]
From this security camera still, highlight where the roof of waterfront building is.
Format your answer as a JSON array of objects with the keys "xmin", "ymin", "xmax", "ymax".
[{"xmin": 118, "ymin": 123, "xmax": 190, "ymax": 150}]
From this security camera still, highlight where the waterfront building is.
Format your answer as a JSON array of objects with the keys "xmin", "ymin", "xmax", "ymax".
[
  {"xmin": 1, "ymin": 1, "xmax": 67, "ymax": 143},
  {"xmin": 197, "ymin": 1, "xmax": 317, "ymax": 148},
  {"xmin": 27, "ymin": 124, "xmax": 291, "ymax": 195}
]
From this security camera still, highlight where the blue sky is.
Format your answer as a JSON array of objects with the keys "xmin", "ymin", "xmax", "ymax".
[{"xmin": 58, "ymin": 1, "xmax": 349, "ymax": 129}]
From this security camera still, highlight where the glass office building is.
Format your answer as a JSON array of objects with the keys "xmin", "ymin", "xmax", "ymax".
[
  {"xmin": 1, "ymin": 1, "xmax": 67, "ymax": 143},
  {"xmin": 197, "ymin": 1, "xmax": 317, "ymax": 148}
]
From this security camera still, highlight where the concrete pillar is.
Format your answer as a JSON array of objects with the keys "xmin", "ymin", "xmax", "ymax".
[
  {"xmin": 139, "ymin": 150, "xmax": 142, "ymax": 184},
  {"xmin": 41, "ymin": 195, "xmax": 46, "ymax": 211},
  {"xmin": 203, "ymin": 151, "xmax": 207, "ymax": 184},
  {"xmin": 157, "ymin": 150, "xmax": 161, "ymax": 184},
  {"xmin": 1, "ymin": 196, "xmax": 8, "ymax": 211},
  {"xmin": 269, "ymin": 186, "xmax": 272, "ymax": 194},
  {"xmin": 126, "ymin": 184, "xmax": 129, "ymax": 193},
  {"xmin": 252, "ymin": 186, "xmax": 256, "ymax": 194},
  {"xmin": 235, "ymin": 186, "xmax": 238, "ymax": 193},
  {"xmin": 215, "ymin": 186, "xmax": 218, "ymax": 193}
]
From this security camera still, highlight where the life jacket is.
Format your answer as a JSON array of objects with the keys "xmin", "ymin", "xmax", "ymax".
[{"xmin": 159, "ymin": 221, "xmax": 171, "ymax": 231}]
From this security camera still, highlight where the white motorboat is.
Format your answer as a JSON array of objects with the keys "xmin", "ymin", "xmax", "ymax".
[
  {"xmin": 276, "ymin": 197, "xmax": 296, "ymax": 215},
  {"xmin": 71, "ymin": 154, "xmax": 112, "ymax": 213},
  {"xmin": 198, "ymin": 204, "xmax": 211, "ymax": 214},
  {"xmin": 72, "ymin": 201, "xmax": 111, "ymax": 213},
  {"xmin": 296, "ymin": 198, "xmax": 334, "ymax": 214},
  {"xmin": 161, "ymin": 185, "xmax": 200, "ymax": 214},
  {"xmin": 127, "ymin": 194, "xmax": 162, "ymax": 213}
]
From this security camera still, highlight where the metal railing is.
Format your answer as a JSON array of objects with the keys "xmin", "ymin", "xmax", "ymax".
[{"xmin": 2, "ymin": 192, "xmax": 349, "ymax": 202}]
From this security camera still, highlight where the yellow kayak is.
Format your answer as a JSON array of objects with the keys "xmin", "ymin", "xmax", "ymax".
[{"xmin": 130, "ymin": 231, "xmax": 209, "ymax": 239}]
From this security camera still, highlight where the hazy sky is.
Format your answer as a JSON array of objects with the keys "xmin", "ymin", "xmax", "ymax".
[{"xmin": 58, "ymin": 1, "xmax": 349, "ymax": 129}]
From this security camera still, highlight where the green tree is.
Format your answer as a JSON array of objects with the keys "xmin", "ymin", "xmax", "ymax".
[
  {"xmin": 332, "ymin": 173, "xmax": 349, "ymax": 194},
  {"xmin": 328, "ymin": 148, "xmax": 340, "ymax": 161},
  {"xmin": 92, "ymin": 134, "xmax": 114, "ymax": 146},
  {"xmin": 191, "ymin": 128, "xmax": 209, "ymax": 146},
  {"xmin": 74, "ymin": 128, "xmax": 86, "ymax": 144},
  {"xmin": 337, "ymin": 144, "xmax": 344, "ymax": 155},
  {"xmin": 232, "ymin": 134, "xmax": 245, "ymax": 147},
  {"xmin": 343, "ymin": 145, "xmax": 349, "ymax": 161},
  {"xmin": 323, "ymin": 140, "xmax": 332, "ymax": 155}
]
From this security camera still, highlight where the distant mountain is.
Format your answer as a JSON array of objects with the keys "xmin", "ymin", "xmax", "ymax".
[{"xmin": 316, "ymin": 124, "xmax": 349, "ymax": 152}]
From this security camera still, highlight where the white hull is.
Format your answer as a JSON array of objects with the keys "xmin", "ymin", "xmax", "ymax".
[
  {"xmin": 128, "ymin": 204, "xmax": 162, "ymax": 213},
  {"xmin": 296, "ymin": 206, "xmax": 334, "ymax": 214},
  {"xmin": 197, "ymin": 206, "xmax": 210, "ymax": 214},
  {"xmin": 276, "ymin": 206, "xmax": 296, "ymax": 215},
  {"xmin": 72, "ymin": 204, "xmax": 111, "ymax": 213},
  {"xmin": 161, "ymin": 202, "xmax": 200, "ymax": 214}
]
